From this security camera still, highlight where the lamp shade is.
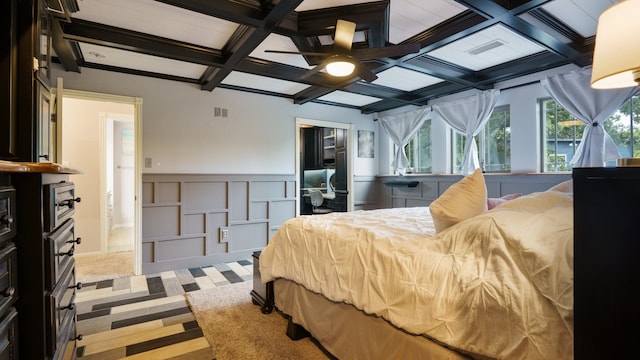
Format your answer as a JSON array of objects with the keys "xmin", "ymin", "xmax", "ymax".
[
  {"xmin": 591, "ymin": 0, "xmax": 640, "ymax": 89},
  {"xmin": 325, "ymin": 59, "xmax": 355, "ymax": 77}
]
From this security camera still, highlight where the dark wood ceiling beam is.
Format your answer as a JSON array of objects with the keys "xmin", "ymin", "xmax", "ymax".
[
  {"xmin": 528, "ymin": 8, "xmax": 594, "ymax": 52},
  {"xmin": 51, "ymin": 18, "xmax": 80, "ymax": 72},
  {"xmin": 153, "ymin": 0, "xmax": 267, "ymax": 28},
  {"xmin": 296, "ymin": 1, "xmax": 389, "ymax": 36},
  {"xmin": 76, "ymin": 61, "xmax": 201, "ymax": 84},
  {"xmin": 402, "ymin": 55, "xmax": 488, "ymax": 89},
  {"xmin": 201, "ymin": 0, "xmax": 304, "ymax": 91},
  {"xmin": 474, "ymin": 51, "xmax": 571, "ymax": 86},
  {"xmin": 361, "ymin": 82, "xmax": 474, "ymax": 113},
  {"xmin": 61, "ymin": 19, "xmax": 225, "ymax": 66},
  {"xmin": 404, "ymin": 11, "xmax": 488, "ymax": 52}
]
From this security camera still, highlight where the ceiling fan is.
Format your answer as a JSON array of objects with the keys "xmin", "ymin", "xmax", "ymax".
[{"xmin": 264, "ymin": 19, "xmax": 420, "ymax": 82}]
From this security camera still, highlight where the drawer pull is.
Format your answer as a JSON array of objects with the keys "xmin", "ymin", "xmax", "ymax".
[
  {"xmin": 72, "ymin": 334, "xmax": 83, "ymax": 341},
  {"xmin": 67, "ymin": 237, "xmax": 82, "ymax": 245},
  {"xmin": 57, "ymin": 197, "xmax": 81, "ymax": 207},
  {"xmin": 2, "ymin": 287, "xmax": 15, "ymax": 297},
  {"xmin": 69, "ymin": 282, "xmax": 82, "ymax": 290},
  {"xmin": 0, "ymin": 215, "xmax": 13, "ymax": 225},
  {"xmin": 58, "ymin": 249, "xmax": 74, "ymax": 257},
  {"xmin": 62, "ymin": 302, "xmax": 75, "ymax": 311}
]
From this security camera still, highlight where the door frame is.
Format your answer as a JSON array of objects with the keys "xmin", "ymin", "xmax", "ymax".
[
  {"xmin": 55, "ymin": 86, "xmax": 143, "ymax": 275},
  {"xmin": 295, "ymin": 117, "xmax": 354, "ymax": 216}
]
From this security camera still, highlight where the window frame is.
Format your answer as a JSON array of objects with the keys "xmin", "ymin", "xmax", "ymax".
[
  {"xmin": 540, "ymin": 94, "xmax": 640, "ymax": 172},
  {"xmin": 450, "ymin": 105, "xmax": 511, "ymax": 174},
  {"xmin": 400, "ymin": 119, "xmax": 432, "ymax": 174}
]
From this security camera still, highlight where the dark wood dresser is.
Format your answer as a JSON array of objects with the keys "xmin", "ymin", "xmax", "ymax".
[
  {"xmin": 1, "ymin": 161, "xmax": 81, "ymax": 359},
  {"xmin": 0, "ymin": 173, "xmax": 19, "ymax": 358},
  {"xmin": 573, "ymin": 166, "xmax": 640, "ymax": 359}
]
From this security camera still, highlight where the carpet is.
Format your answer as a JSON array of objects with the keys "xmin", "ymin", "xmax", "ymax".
[
  {"xmin": 186, "ymin": 281, "xmax": 331, "ymax": 360},
  {"xmin": 75, "ymin": 251, "xmax": 135, "ymax": 283}
]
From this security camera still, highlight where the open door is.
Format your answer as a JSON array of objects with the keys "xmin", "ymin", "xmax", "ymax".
[{"xmin": 296, "ymin": 118, "xmax": 354, "ymax": 216}]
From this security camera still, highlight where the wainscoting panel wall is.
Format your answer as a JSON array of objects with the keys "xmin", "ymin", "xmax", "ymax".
[
  {"xmin": 142, "ymin": 174, "xmax": 296, "ymax": 274},
  {"xmin": 353, "ymin": 175, "xmax": 379, "ymax": 210},
  {"xmin": 378, "ymin": 173, "xmax": 572, "ymax": 208}
]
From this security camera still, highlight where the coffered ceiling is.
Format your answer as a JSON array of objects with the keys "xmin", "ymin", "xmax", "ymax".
[{"xmin": 49, "ymin": 0, "xmax": 615, "ymax": 114}]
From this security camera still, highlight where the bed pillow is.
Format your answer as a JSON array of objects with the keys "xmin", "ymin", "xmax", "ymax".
[
  {"xmin": 487, "ymin": 193, "xmax": 522, "ymax": 210},
  {"xmin": 429, "ymin": 168, "xmax": 487, "ymax": 233},
  {"xmin": 548, "ymin": 180, "xmax": 573, "ymax": 193}
]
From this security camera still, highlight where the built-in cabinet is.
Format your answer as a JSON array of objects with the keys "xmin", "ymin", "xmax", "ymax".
[
  {"xmin": 573, "ymin": 166, "xmax": 640, "ymax": 359},
  {"xmin": 302, "ymin": 127, "xmax": 337, "ymax": 170},
  {"xmin": 322, "ymin": 128, "xmax": 336, "ymax": 167},
  {"xmin": 1, "ymin": 0, "xmax": 53, "ymax": 163}
]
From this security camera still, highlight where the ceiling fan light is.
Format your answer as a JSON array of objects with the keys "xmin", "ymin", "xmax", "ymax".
[{"xmin": 326, "ymin": 60, "xmax": 355, "ymax": 77}]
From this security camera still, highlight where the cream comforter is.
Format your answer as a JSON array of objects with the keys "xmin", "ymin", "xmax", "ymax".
[{"xmin": 259, "ymin": 190, "xmax": 574, "ymax": 359}]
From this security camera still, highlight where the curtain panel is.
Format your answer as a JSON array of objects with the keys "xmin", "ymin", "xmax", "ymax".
[
  {"xmin": 379, "ymin": 107, "xmax": 431, "ymax": 175},
  {"xmin": 432, "ymin": 89, "xmax": 501, "ymax": 175},
  {"xmin": 541, "ymin": 66, "xmax": 639, "ymax": 167}
]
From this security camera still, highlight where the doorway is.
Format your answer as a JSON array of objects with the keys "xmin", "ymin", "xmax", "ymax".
[
  {"xmin": 295, "ymin": 118, "xmax": 354, "ymax": 216},
  {"xmin": 55, "ymin": 85, "xmax": 143, "ymax": 276}
]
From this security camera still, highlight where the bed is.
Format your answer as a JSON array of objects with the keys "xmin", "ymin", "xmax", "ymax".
[{"xmin": 259, "ymin": 173, "xmax": 574, "ymax": 359}]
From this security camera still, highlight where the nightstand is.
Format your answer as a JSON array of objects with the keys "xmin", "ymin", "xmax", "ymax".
[{"xmin": 250, "ymin": 251, "xmax": 274, "ymax": 314}]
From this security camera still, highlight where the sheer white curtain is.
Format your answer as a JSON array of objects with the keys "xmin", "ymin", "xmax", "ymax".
[
  {"xmin": 432, "ymin": 89, "xmax": 501, "ymax": 175},
  {"xmin": 541, "ymin": 66, "xmax": 639, "ymax": 167},
  {"xmin": 379, "ymin": 107, "xmax": 431, "ymax": 175}
]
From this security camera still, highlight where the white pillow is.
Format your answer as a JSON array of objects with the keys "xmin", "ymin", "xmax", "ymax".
[
  {"xmin": 548, "ymin": 180, "xmax": 573, "ymax": 193},
  {"xmin": 429, "ymin": 169, "xmax": 488, "ymax": 233}
]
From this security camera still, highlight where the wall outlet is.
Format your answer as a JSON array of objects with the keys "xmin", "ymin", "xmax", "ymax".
[
  {"xmin": 144, "ymin": 157, "xmax": 152, "ymax": 168},
  {"xmin": 220, "ymin": 228, "xmax": 229, "ymax": 242}
]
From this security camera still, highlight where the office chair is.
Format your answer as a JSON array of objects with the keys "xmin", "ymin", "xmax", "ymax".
[{"xmin": 309, "ymin": 190, "xmax": 332, "ymax": 214}]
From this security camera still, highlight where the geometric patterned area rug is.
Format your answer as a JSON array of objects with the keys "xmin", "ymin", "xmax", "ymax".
[{"xmin": 75, "ymin": 259, "xmax": 253, "ymax": 359}]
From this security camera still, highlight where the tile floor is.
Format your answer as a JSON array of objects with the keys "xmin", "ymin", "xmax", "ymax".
[{"xmin": 75, "ymin": 259, "xmax": 254, "ymax": 359}]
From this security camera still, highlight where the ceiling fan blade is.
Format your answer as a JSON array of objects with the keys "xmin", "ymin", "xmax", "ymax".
[
  {"xmin": 334, "ymin": 19, "xmax": 356, "ymax": 51},
  {"xmin": 356, "ymin": 62, "xmax": 378, "ymax": 83},
  {"xmin": 351, "ymin": 43, "xmax": 421, "ymax": 60},
  {"xmin": 297, "ymin": 61, "xmax": 327, "ymax": 81},
  {"xmin": 264, "ymin": 49, "xmax": 330, "ymax": 57}
]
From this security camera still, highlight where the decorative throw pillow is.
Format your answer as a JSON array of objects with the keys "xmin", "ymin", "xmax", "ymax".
[
  {"xmin": 429, "ymin": 168, "xmax": 487, "ymax": 233},
  {"xmin": 487, "ymin": 193, "xmax": 522, "ymax": 210},
  {"xmin": 548, "ymin": 180, "xmax": 573, "ymax": 193}
]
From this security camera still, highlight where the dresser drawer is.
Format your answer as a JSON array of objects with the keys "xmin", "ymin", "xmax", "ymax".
[
  {"xmin": 0, "ymin": 243, "xmax": 17, "ymax": 317},
  {"xmin": 0, "ymin": 187, "xmax": 16, "ymax": 247},
  {"xmin": 53, "ymin": 313, "xmax": 77, "ymax": 360},
  {"xmin": 44, "ymin": 182, "xmax": 79, "ymax": 232},
  {"xmin": 0, "ymin": 307, "xmax": 18, "ymax": 360},
  {"xmin": 47, "ymin": 264, "xmax": 77, "ymax": 357},
  {"xmin": 45, "ymin": 219, "xmax": 78, "ymax": 292}
]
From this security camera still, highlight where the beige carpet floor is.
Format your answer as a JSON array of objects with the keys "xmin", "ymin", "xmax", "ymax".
[
  {"xmin": 186, "ymin": 281, "xmax": 331, "ymax": 360},
  {"xmin": 75, "ymin": 251, "xmax": 135, "ymax": 283}
]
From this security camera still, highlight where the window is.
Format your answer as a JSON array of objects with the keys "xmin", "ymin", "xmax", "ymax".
[
  {"xmin": 403, "ymin": 120, "xmax": 431, "ymax": 173},
  {"xmin": 451, "ymin": 106, "xmax": 511, "ymax": 173},
  {"xmin": 607, "ymin": 93, "xmax": 640, "ymax": 160},
  {"xmin": 540, "ymin": 99, "xmax": 584, "ymax": 172},
  {"xmin": 541, "ymin": 94, "xmax": 639, "ymax": 171}
]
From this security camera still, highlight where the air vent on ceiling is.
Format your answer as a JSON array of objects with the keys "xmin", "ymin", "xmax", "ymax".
[{"xmin": 466, "ymin": 40, "xmax": 505, "ymax": 55}]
